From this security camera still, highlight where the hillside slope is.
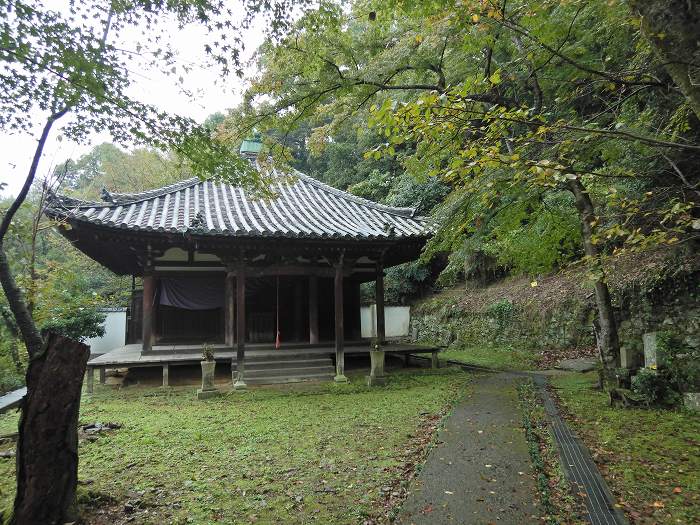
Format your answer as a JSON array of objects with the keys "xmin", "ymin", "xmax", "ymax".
[{"xmin": 411, "ymin": 248, "xmax": 699, "ymax": 370}]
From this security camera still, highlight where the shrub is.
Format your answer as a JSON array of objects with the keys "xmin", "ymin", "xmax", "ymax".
[
  {"xmin": 631, "ymin": 369, "xmax": 666, "ymax": 406},
  {"xmin": 486, "ymin": 299, "xmax": 515, "ymax": 330},
  {"xmin": 0, "ymin": 345, "xmax": 24, "ymax": 395},
  {"xmin": 631, "ymin": 332, "xmax": 698, "ymax": 406}
]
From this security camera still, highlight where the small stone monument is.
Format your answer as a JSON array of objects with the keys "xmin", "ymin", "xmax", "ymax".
[
  {"xmin": 643, "ymin": 332, "xmax": 662, "ymax": 369},
  {"xmin": 620, "ymin": 344, "xmax": 641, "ymax": 369},
  {"xmin": 367, "ymin": 341, "xmax": 387, "ymax": 387},
  {"xmin": 197, "ymin": 344, "xmax": 220, "ymax": 399},
  {"xmin": 684, "ymin": 393, "xmax": 700, "ymax": 412}
]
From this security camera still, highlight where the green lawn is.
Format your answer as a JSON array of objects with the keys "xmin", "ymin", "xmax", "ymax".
[
  {"xmin": 439, "ymin": 344, "xmax": 538, "ymax": 371},
  {"xmin": 552, "ymin": 372, "xmax": 700, "ymax": 524},
  {"xmin": 0, "ymin": 368, "xmax": 469, "ymax": 524}
]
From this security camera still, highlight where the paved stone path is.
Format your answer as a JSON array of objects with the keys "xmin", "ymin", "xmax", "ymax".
[{"xmin": 397, "ymin": 372, "xmax": 540, "ymax": 525}]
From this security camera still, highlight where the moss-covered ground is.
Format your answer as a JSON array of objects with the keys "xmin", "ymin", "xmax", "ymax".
[
  {"xmin": 552, "ymin": 372, "xmax": 700, "ymax": 524},
  {"xmin": 439, "ymin": 344, "xmax": 538, "ymax": 370},
  {"xmin": 0, "ymin": 368, "xmax": 468, "ymax": 524}
]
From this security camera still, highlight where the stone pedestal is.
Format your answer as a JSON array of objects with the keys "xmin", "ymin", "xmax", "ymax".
[
  {"xmin": 366, "ymin": 349, "xmax": 386, "ymax": 386},
  {"xmin": 197, "ymin": 360, "xmax": 220, "ymax": 399}
]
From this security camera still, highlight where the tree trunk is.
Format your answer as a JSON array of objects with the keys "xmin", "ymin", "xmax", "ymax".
[
  {"xmin": 629, "ymin": 0, "xmax": 700, "ymax": 119},
  {"xmin": 11, "ymin": 333, "xmax": 90, "ymax": 525},
  {"xmin": 567, "ymin": 178, "xmax": 621, "ymax": 370}
]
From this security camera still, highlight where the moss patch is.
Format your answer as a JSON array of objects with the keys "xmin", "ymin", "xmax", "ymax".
[
  {"xmin": 440, "ymin": 344, "xmax": 538, "ymax": 370},
  {"xmin": 552, "ymin": 372, "xmax": 700, "ymax": 524},
  {"xmin": 0, "ymin": 368, "xmax": 468, "ymax": 524}
]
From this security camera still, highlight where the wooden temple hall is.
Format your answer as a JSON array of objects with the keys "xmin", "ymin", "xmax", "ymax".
[{"xmin": 46, "ymin": 143, "xmax": 439, "ymax": 389}]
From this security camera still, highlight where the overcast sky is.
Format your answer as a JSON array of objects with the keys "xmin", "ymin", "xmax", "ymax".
[{"xmin": 0, "ymin": 3, "xmax": 266, "ymax": 198}]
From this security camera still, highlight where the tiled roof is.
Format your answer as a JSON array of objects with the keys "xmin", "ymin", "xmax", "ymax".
[{"xmin": 46, "ymin": 171, "xmax": 430, "ymax": 241}]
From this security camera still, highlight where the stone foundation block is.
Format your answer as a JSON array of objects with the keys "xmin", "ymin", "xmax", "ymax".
[{"xmin": 196, "ymin": 389, "xmax": 220, "ymax": 400}]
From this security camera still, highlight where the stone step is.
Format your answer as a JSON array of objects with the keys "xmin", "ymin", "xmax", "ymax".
[
  {"xmin": 239, "ymin": 352, "xmax": 332, "ymax": 362},
  {"xmin": 233, "ymin": 358, "xmax": 332, "ymax": 369},
  {"xmin": 239, "ymin": 365, "xmax": 336, "ymax": 379},
  {"xmin": 244, "ymin": 373, "xmax": 335, "ymax": 385}
]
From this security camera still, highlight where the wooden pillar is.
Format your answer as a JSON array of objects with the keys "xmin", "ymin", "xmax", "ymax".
[
  {"xmin": 334, "ymin": 260, "xmax": 347, "ymax": 382},
  {"xmin": 86, "ymin": 366, "xmax": 94, "ymax": 394},
  {"xmin": 142, "ymin": 274, "xmax": 156, "ymax": 352},
  {"xmin": 162, "ymin": 364, "xmax": 170, "ymax": 387},
  {"xmin": 234, "ymin": 264, "xmax": 247, "ymax": 389},
  {"xmin": 224, "ymin": 270, "xmax": 235, "ymax": 347},
  {"xmin": 294, "ymin": 278, "xmax": 304, "ymax": 341},
  {"xmin": 309, "ymin": 276, "xmax": 319, "ymax": 344},
  {"xmin": 98, "ymin": 368, "xmax": 106, "ymax": 384},
  {"xmin": 375, "ymin": 260, "xmax": 386, "ymax": 343}
]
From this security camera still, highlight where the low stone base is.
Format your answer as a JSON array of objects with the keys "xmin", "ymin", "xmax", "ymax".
[
  {"xmin": 233, "ymin": 380, "xmax": 247, "ymax": 390},
  {"xmin": 334, "ymin": 374, "xmax": 348, "ymax": 383},
  {"xmin": 366, "ymin": 375, "xmax": 386, "ymax": 387},
  {"xmin": 196, "ymin": 388, "xmax": 220, "ymax": 400}
]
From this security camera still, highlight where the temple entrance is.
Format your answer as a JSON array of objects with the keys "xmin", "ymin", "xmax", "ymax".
[
  {"xmin": 142, "ymin": 274, "xmax": 361, "ymax": 347},
  {"xmin": 158, "ymin": 305, "xmax": 224, "ymax": 343}
]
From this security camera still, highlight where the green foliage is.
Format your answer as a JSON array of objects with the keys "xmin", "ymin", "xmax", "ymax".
[
  {"xmin": 60, "ymin": 143, "xmax": 189, "ymax": 200},
  {"xmin": 237, "ymin": 0, "xmax": 698, "ymax": 293},
  {"xmin": 384, "ymin": 261, "xmax": 432, "ymax": 304},
  {"xmin": 0, "ymin": 341, "xmax": 23, "ymax": 395}
]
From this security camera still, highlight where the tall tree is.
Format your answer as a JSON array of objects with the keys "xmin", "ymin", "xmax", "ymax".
[
  {"xmin": 0, "ymin": 0, "xmax": 305, "ymax": 522},
  {"xmin": 236, "ymin": 0, "xmax": 698, "ymax": 373}
]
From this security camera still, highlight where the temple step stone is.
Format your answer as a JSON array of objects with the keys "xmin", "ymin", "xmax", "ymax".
[{"xmin": 231, "ymin": 356, "xmax": 335, "ymax": 385}]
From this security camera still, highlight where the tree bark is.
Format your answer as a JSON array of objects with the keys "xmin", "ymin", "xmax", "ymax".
[
  {"xmin": 11, "ymin": 333, "xmax": 90, "ymax": 525},
  {"xmin": 629, "ymin": 0, "xmax": 700, "ymax": 119},
  {"xmin": 567, "ymin": 178, "xmax": 621, "ymax": 370}
]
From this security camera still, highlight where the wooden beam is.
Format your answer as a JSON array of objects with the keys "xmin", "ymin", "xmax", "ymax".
[
  {"xmin": 224, "ymin": 270, "xmax": 235, "ymax": 346},
  {"xmin": 142, "ymin": 274, "xmax": 156, "ymax": 352},
  {"xmin": 309, "ymin": 276, "xmax": 319, "ymax": 344},
  {"xmin": 234, "ymin": 264, "xmax": 247, "ymax": 389},
  {"xmin": 334, "ymin": 259, "xmax": 347, "ymax": 382},
  {"xmin": 293, "ymin": 278, "xmax": 304, "ymax": 341},
  {"xmin": 375, "ymin": 260, "xmax": 386, "ymax": 343}
]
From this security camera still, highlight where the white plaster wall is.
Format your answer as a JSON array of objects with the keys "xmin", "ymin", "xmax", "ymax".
[
  {"xmin": 85, "ymin": 309, "xmax": 127, "ymax": 355},
  {"xmin": 361, "ymin": 305, "xmax": 411, "ymax": 338}
]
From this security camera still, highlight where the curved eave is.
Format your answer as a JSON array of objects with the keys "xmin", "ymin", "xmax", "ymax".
[{"xmin": 45, "ymin": 207, "xmax": 433, "ymax": 243}]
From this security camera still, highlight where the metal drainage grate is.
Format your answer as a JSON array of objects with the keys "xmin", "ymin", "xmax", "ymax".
[{"xmin": 532, "ymin": 374, "xmax": 628, "ymax": 525}]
